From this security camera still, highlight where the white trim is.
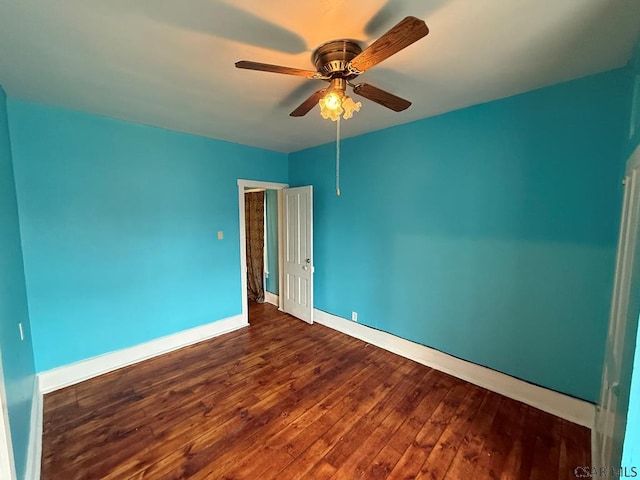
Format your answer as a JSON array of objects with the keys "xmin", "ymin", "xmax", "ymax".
[
  {"xmin": 592, "ymin": 142, "xmax": 640, "ymax": 467},
  {"xmin": 238, "ymin": 179, "xmax": 288, "ymax": 324},
  {"xmin": 237, "ymin": 179, "xmax": 288, "ymax": 190},
  {"xmin": 265, "ymin": 292, "xmax": 279, "ymax": 307},
  {"xmin": 25, "ymin": 377, "xmax": 42, "ymax": 480},
  {"xmin": 592, "ymin": 423, "xmax": 600, "ymax": 469},
  {"xmin": 277, "ymin": 189, "xmax": 284, "ymax": 311},
  {"xmin": 314, "ymin": 308, "xmax": 595, "ymax": 428},
  {"xmin": 263, "ymin": 193, "xmax": 268, "ymax": 284},
  {"xmin": 38, "ymin": 315, "xmax": 247, "ymax": 393},
  {"xmin": 0, "ymin": 348, "xmax": 17, "ymax": 480}
]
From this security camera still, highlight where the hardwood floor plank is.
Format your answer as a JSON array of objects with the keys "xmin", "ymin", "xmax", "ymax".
[
  {"xmin": 131, "ymin": 341, "xmax": 377, "ymax": 479},
  {"xmin": 186, "ymin": 348, "xmax": 399, "ymax": 480},
  {"xmin": 415, "ymin": 386, "xmax": 488, "ymax": 479},
  {"xmin": 386, "ymin": 382, "xmax": 473, "ymax": 480},
  {"xmin": 559, "ymin": 420, "xmax": 591, "ymax": 480},
  {"xmin": 500, "ymin": 402, "xmax": 538, "ymax": 480},
  {"xmin": 219, "ymin": 349, "xmax": 396, "ymax": 479},
  {"xmin": 45, "ymin": 317, "xmax": 331, "ymax": 429},
  {"xmin": 43, "ymin": 332, "xmax": 296, "ymax": 442},
  {"xmin": 41, "ymin": 303, "xmax": 591, "ymax": 480},
  {"xmin": 45, "ymin": 328, "xmax": 360, "ymax": 476},
  {"xmin": 443, "ymin": 391, "xmax": 502, "ymax": 479},
  {"xmin": 529, "ymin": 410, "xmax": 562, "ymax": 480},
  {"xmin": 359, "ymin": 370, "xmax": 454, "ymax": 479},
  {"xmin": 473, "ymin": 397, "xmax": 528, "ymax": 479},
  {"xmin": 100, "ymin": 336, "xmax": 368, "ymax": 479},
  {"xmin": 366, "ymin": 443, "xmax": 407, "ymax": 480},
  {"xmin": 383, "ymin": 372, "xmax": 458, "ymax": 458},
  {"xmin": 46, "ymin": 319, "xmax": 277, "ymax": 412},
  {"xmin": 45, "ymin": 333, "xmax": 351, "ymax": 475},
  {"xmin": 303, "ymin": 459, "xmax": 337, "ymax": 479},
  {"xmin": 322, "ymin": 360, "xmax": 422, "ymax": 469},
  {"xmin": 325, "ymin": 367, "xmax": 435, "ymax": 479},
  {"xmin": 222, "ymin": 348, "xmax": 398, "ymax": 478}
]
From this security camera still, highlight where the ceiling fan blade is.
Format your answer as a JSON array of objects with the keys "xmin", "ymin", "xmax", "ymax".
[
  {"xmin": 352, "ymin": 83, "xmax": 411, "ymax": 112},
  {"xmin": 290, "ymin": 89, "xmax": 327, "ymax": 117},
  {"xmin": 349, "ymin": 16, "xmax": 429, "ymax": 73},
  {"xmin": 235, "ymin": 61, "xmax": 319, "ymax": 79}
]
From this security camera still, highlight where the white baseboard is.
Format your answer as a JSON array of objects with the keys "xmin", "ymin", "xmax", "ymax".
[
  {"xmin": 38, "ymin": 314, "xmax": 248, "ymax": 394},
  {"xmin": 313, "ymin": 309, "xmax": 595, "ymax": 428},
  {"xmin": 25, "ymin": 377, "xmax": 42, "ymax": 480},
  {"xmin": 265, "ymin": 292, "xmax": 279, "ymax": 307}
]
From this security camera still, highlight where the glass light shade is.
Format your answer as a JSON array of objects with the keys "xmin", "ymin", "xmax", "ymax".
[
  {"xmin": 341, "ymin": 97, "xmax": 361, "ymax": 120},
  {"xmin": 319, "ymin": 92, "xmax": 362, "ymax": 122},
  {"xmin": 323, "ymin": 92, "xmax": 342, "ymax": 110},
  {"xmin": 319, "ymin": 93, "xmax": 343, "ymax": 121}
]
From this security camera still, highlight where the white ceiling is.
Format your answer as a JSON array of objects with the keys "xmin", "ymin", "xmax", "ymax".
[{"xmin": 0, "ymin": 0, "xmax": 639, "ymax": 153}]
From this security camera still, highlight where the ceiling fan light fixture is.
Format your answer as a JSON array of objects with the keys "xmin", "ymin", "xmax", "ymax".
[
  {"xmin": 323, "ymin": 92, "xmax": 342, "ymax": 110},
  {"xmin": 319, "ymin": 78, "xmax": 361, "ymax": 121},
  {"xmin": 319, "ymin": 93, "xmax": 361, "ymax": 122},
  {"xmin": 236, "ymin": 16, "xmax": 428, "ymax": 119},
  {"xmin": 235, "ymin": 16, "xmax": 429, "ymax": 195},
  {"xmin": 341, "ymin": 96, "xmax": 361, "ymax": 120},
  {"xmin": 319, "ymin": 94, "xmax": 344, "ymax": 121}
]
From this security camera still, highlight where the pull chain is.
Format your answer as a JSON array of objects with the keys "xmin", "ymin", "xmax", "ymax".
[{"xmin": 336, "ymin": 115, "xmax": 341, "ymax": 196}]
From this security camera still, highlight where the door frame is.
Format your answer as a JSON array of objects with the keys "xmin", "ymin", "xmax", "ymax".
[
  {"xmin": 594, "ymin": 143, "xmax": 640, "ymax": 466},
  {"xmin": 0, "ymin": 349, "xmax": 17, "ymax": 480},
  {"xmin": 237, "ymin": 179, "xmax": 288, "ymax": 323}
]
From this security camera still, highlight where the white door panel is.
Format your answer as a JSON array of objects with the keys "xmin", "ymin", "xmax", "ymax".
[
  {"xmin": 595, "ymin": 152, "xmax": 640, "ymax": 467},
  {"xmin": 283, "ymin": 186, "xmax": 313, "ymax": 324}
]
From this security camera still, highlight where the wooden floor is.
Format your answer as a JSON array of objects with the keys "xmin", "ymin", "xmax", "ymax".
[{"xmin": 42, "ymin": 303, "xmax": 590, "ymax": 479}]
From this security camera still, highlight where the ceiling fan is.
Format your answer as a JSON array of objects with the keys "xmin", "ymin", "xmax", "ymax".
[{"xmin": 235, "ymin": 16, "xmax": 429, "ymax": 120}]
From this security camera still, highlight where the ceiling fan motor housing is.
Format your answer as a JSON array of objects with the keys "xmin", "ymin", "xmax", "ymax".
[{"xmin": 313, "ymin": 40, "xmax": 362, "ymax": 78}]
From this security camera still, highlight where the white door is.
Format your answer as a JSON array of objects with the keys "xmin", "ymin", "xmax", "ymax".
[
  {"xmin": 595, "ymin": 147, "xmax": 640, "ymax": 467},
  {"xmin": 283, "ymin": 186, "xmax": 313, "ymax": 324}
]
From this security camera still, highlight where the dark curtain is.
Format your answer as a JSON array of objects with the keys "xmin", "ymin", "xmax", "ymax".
[{"xmin": 245, "ymin": 191, "xmax": 265, "ymax": 303}]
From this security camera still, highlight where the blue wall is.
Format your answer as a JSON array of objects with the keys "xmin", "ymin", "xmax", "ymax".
[
  {"xmin": 290, "ymin": 68, "xmax": 628, "ymax": 402},
  {"xmin": 624, "ymin": 40, "xmax": 640, "ymax": 159},
  {"xmin": 622, "ymin": 38, "xmax": 640, "ymax": 470},
  {"xmin": 8, "ymin": 100, "xmax": 288, "ymax": 372},
  {"xmin": 265, "ymin": 189, "xmax": 279, "ymax": 295},
  {"xmin": 0, "ymin": 88, "xmax": 35, "ymax": 479}
]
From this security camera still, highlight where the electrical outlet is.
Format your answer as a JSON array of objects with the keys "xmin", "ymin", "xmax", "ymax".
[{"xmin": 351, "ymin": 311, "xmax": 358, "ymax": 322}]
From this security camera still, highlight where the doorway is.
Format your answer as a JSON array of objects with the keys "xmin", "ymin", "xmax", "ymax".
[
  {"xmin": 237, "ymin": 180, "xmax": 314, "ymax": 325},
  {"xmin": 243, "ymin": 187, "xmax": 280, "ymax": 317},
  {"xmin": 238, "ymin": 180, "xmax": 287, "ymax": 324}
]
